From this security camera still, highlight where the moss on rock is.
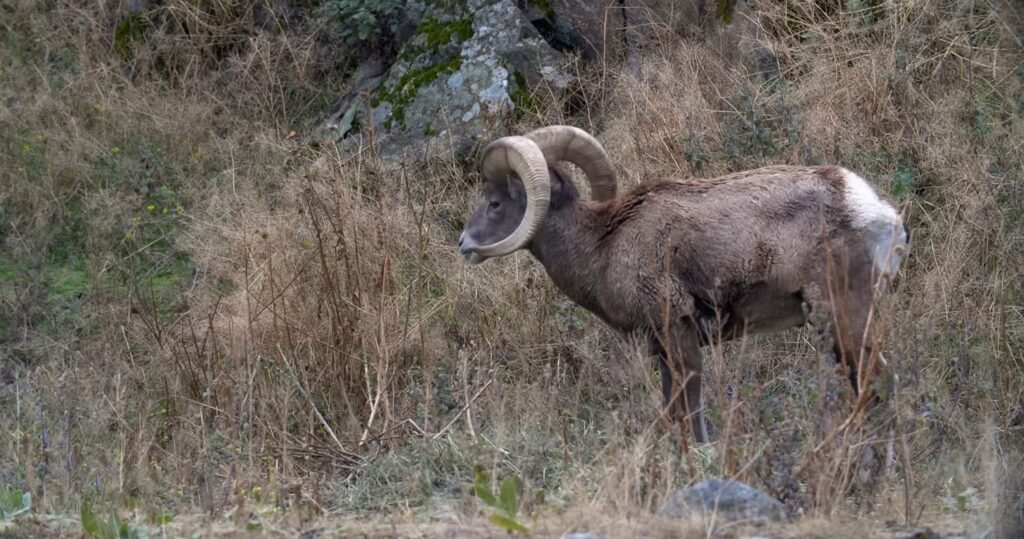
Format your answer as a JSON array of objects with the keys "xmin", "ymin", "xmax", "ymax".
[
  {"xmin": 372, "ymin": 56, "xmax": 464, "ymax": 130},
  {"xmin": 342, "ymin": 0, "xmax": 571, "ymax": 158},
  {"xmin": 417, "ymin": 16, "xmax": 473, "ymax": 49}
]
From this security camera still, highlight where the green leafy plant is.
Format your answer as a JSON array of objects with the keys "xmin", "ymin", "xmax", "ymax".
[
  {"xmin": 326, "ymin": 0, "xmax": 414, "ymax": 54},
  {"xmin": 891, "ymin": 162, "xmax": 917, "ymax": 198},
  {"xmin": 473, "ymin": 470, "xmax": 530, "ymax": 536},
  {"xmin": 81, "ymin": 503, "xmax": 145, "ymax": 539},
  {"xmin": 723, "ymin": 86, "xmax": 801, "ymax": 167},
  {"xmin": 0, "ymin": 485, "xmax": 31, "ymax": 521},
  {"xmin": 716, "ymin": 0, "xmax": 739, "ymax": 23},
  {"xmin": 113, "ymin": 12, "xmax": 149, "ymax": 60}
]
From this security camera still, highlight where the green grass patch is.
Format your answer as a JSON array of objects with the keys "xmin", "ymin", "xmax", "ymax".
[
  {"xmin": 0, "ymin": 256, "xmax": 17, "ymax": 286},
  {"xmin": 47, "ymin": 257, "xmax": 90, "ymax": 305},
  {"xmin": 147, "ymin": 254, "xmax": 191, "ymax": 296}
]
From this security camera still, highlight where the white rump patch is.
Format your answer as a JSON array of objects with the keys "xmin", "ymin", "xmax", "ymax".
[{"xmin": 841, "ymin": 169, "xmax": 908, "ymax": 284}]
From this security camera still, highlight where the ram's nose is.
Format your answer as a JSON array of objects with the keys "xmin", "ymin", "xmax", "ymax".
[{"xmin": 458, "ymin": 231, "xmax": 473, "ymax": 255}]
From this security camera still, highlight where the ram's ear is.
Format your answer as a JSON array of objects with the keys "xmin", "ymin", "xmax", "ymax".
[
  {"xmin": 506, "ymin": 175, "xmax": 526, "ymax": 201},
  {"xmin": 548, "ymin": 164, "xmax": 579, "ymax": 208}
]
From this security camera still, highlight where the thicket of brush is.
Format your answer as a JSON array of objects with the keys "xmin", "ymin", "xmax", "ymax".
[{"xmin": 2, "ymin": 0, "xmax": 1022, "ymax": 535}]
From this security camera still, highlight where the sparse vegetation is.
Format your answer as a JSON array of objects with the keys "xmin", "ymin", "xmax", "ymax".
[{"xmin": 1, "ymin": 0, "xmax": 1022, "ymax": 537}]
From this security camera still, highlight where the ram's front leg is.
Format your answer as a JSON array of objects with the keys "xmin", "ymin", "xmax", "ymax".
[{"xmin": 651, "ymin": 320, "xmax": 708, "ymax": 444}]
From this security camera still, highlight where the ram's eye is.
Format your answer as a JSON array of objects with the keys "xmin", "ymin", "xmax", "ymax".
[{"xmin": 488, "ymin": 201, "xmax": 500, "ymax": 209}]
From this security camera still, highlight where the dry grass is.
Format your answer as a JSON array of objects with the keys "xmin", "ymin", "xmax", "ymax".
[{"xmin": 2, "ymin": 0, "xmax": 1023, "ymax": 537}]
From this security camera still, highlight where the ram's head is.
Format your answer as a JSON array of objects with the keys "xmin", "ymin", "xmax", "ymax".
[{"xmin": 458, "ymin": 126, "xmax": 617, "ymax": 264}]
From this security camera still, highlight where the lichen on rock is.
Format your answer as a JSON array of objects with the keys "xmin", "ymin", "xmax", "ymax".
[{"xmin": 322, "ymin": 0, "xmax": 570, "ymax": 159}]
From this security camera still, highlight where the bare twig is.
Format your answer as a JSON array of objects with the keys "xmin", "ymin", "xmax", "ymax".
[
  {"xmin": 278, "ymin": 345, "xmax": 359, "ymax": 463},
  {"xmin": 433, "ymin": 379, "xmax": 494, "ymax": 440}
]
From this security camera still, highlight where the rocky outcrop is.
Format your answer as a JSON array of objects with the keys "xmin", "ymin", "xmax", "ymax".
[
  {"xmin": 320, "ymin": 0, "xmax": 570, "ymax": 160},
  {"xmin": 314, "ymin": 0, "xmax": 700, "ymax": 159}
]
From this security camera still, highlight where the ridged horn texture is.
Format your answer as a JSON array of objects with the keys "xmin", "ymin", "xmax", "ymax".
[
  {"xmin": 474, "ymin": 136, "xmax": 551, "ymax": 257},
  {"xmin": 524, "ymin": 125, "xmax": 617, "ymax": 201}
]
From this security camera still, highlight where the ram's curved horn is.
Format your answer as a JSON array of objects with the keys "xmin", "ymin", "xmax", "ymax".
[
  {"xmin": 525, "ymin": 125, "xmax": 617, "ymax": 201},
  {"xmin": 472, "ymin": 136, "xmax": 551, "ymax": 257}
]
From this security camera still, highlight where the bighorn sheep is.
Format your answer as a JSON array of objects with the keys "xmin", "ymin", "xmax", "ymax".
[{"xmin": 458, "ymin": 126, "xmax": 907, "ymax": 443}]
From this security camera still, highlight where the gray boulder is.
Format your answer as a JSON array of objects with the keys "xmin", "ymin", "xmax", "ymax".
[
  {"xmin": 657, "ymin": 479, "xmax": 789, "ymax": 523},
  {"xmin": 321, "ymin": 0, "xmax": 569, "ymax": 160}
]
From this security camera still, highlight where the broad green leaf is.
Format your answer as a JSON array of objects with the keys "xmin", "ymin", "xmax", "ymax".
[
  {"xmin": 0, "ymin": 488, "xmax": 30, "ymax": 521},
  {"xmin": 472, "ymin": 471, "xmax": 497, "ymax": 507},
  {"xmin": 498, "ymin": 477, "xmax": 518, "ymax": 516},
  {"xmin": 81, "ymin": 504, "xmax": 99, "ymax": 536},
  {"xmin": 6, "ymin": 492, "xmax": 30, "ymax": 519}
]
